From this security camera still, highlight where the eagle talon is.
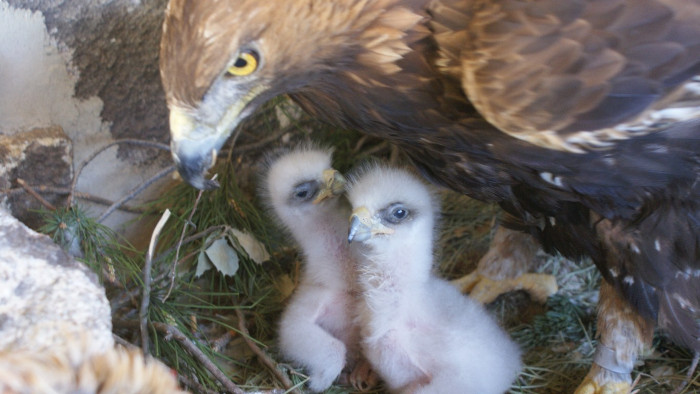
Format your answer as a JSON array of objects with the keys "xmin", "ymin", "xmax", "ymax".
[
  {"xmin": 574, "ymin": 363, "xmax": 634, "ymax": 394},
  {"xmin": 452, "ymin": 272, "xmax": 557, "ymax": 304},
  {"xmin": 574, "ymin": 378, "xmax": 632, "ymax": 394}
]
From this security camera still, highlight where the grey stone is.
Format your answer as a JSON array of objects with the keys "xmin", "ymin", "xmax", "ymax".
[{"xmin": 0, "ymin": 206, "xmax": 113, "ymax": 355}]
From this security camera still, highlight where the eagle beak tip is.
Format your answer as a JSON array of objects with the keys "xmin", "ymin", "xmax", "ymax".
[
  {"xmin": 172, "ymin": 148, "xmax": 220, "ymax": 190},
  {"xmin": 200, "ymin": 177, "xmax": 221, "ymax": 190},
  {"xmin": 177, "ymin": 169, "xmax": 221, "ymax": 190}
]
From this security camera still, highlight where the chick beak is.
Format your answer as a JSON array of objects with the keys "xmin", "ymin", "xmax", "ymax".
[
  {"xmin": 348, "ymin": 206, "xmax": 394, "ymax": 243},
  {"xmin": 313, "ymin": 169, "xmax": 346, "ymax": 204}
]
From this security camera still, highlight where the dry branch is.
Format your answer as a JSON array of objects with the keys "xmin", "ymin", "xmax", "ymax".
[
  {"xmin": 234, "ymin": 308, "xmax": 297, "ymax": 393},
  {"xmin": 97, "ymin": 165, "xmax": 175, "ymax": 223},
  {"xmin": 68, "ymin": 139, "xmax": 170, "ymax": 207},
  {"xmin": 163, "ymin": 177, "xmax": 212, "ymax": 302},
  {"xmin": 0, "ymin": 186, "xmax": 145, "ymax": 213},
  {"xmin": 16, "ymin": 178, "xmax": 56, "ymax": 210},
  {"xmin": 115, "ymin": 320, "xmax": 245, "ymax": 394}
]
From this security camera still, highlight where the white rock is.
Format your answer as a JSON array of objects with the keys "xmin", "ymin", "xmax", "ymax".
[{"xmin": 0, "ymin": 207, "xmax": 113, "ymax": 355}]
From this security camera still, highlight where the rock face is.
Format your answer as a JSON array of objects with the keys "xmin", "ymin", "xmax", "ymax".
[
  {"xmin": 2, "ymin": 0, "xmax": 170, "ymax": 153},
  {"xmin": 0, "ymin": 0, "xmax": 173, "ymax": 231},
  {"xmin": 0, "ymin": 126, "xmax": 73, "ymax": 229},
  {"xmin": 0, "ymin": 206, "xmax": 113, "ymax": 354}
]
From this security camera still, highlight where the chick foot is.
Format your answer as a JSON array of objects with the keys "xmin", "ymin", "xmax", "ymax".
[{"xmin": 345, "ymin": 358, "xmax": 379, "ymax": 392}]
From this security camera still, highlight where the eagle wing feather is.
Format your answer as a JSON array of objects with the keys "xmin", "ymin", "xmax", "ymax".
[{"xmin": 432, "ymin": 0, "xmax": 700, "ymax": 151}]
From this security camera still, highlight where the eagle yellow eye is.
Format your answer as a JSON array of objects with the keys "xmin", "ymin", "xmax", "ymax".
[{"xmin": 226, "ymin": 50, "xmax": 259, "ymax": 76}]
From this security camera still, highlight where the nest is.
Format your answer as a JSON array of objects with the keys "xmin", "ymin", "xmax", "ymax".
[{"xmin": 22, "ymin": 98, "xmax": 700, "ymax": 393}]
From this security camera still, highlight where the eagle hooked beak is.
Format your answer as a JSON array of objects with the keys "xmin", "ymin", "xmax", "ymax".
[
  {"xmin": 348, "ymin": 206, "xmax": 394, "ymax": 243},
  {"xmin": 168, "ymin": 108, "xmax": 226, "ymax": 190},
  {"xmin": 313, "ymin": 169, "xmax": 347, "ymax": 204},
  {"xmin": 168, "ymin": 83, "xmax": 267, "ymax": 190}
]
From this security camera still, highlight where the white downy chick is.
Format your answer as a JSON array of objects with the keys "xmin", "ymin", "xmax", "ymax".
[
  {"xmin": 262, "ymin": 146, "xmax": 363, "ymax": 392},
  {"xmin": 347, "ymin": 164, "xmax": 522, "ymax": 394}
]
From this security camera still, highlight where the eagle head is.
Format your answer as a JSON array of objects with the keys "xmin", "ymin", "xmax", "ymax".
[{"xmin": 160, "ymin": 0, "xmax": 427, "ymax": 189}]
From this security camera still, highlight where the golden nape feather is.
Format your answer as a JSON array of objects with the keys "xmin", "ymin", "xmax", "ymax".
[
  {"xmin": 0, "ymin": 343, "xmax": 188, "ymax": 394},
  {"xmin": 160, "ymin": 0, "xmax": 699, "ymax": 392}
]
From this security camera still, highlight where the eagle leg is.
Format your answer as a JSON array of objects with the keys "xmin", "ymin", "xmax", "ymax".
[
  {"xmin": 451, "ymin": 226, "xmax": 558, "ymax": 303},
  {"xmin": 574, "ymin": 280, "xmax": 654, "ymax": 394}
]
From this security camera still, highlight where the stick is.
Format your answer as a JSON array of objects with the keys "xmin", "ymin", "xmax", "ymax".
[
  {"xmin": 178, "ymin": 374, "xmax": 220, "ymax": 394},
  {"xmin": 162, "ymin": 176, "xmax": 212, "ymax": 303},
  {"xmin": 110, "ymin": 225, "xmax": 232, "ymax": 314},
  {"xmin": 671, "ymin": 352, "xmax": 700, "ymax": 394},
  {"xmin": 113, "ymin": 334, "xmax": 138, "ymax": 350},
  {"xmin": 156, "ymin": 322, "xmax": 245, "ymax": 394},
  {"xmin": 97, "ymin": 165, "xmax": 175, "ymax": 223},
  {"xmin": 115, "ymin": 320, "xmax": 245, "ymax": 394},
  {"xmin": 235, "ymin": 309, "xmax": 296, "ymax": 392},
  {"xmin": 0, "ymin": 186, "xmax": 146, "ymax": 213},
  {"xmin": 140, "ymin": 209, "xmax": 172, "ymax": 354},
  {"xmin": 68, "ymin": 139, "xmax": 170, "ymax": 207},
  {"xmin": 16, "ymin": 178, "xmax": 57, "ymax": 210},
  {"xmin": 231, "ymin": 126, "xmax": 289, "ymax": 153}
]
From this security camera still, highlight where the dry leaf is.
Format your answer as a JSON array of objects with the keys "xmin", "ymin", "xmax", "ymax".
[
  {"xmin": 229, "ymin": 229, "xmax": 270, "ymax": 264},
  {"xmin": 205, "ymin": 237, "xmax": 240, "ymax": 277}
]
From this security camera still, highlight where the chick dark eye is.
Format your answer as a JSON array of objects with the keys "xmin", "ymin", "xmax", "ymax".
[
  {"xmin": 295, "ymin": 190, "xmax": 309, "ymax": 199},
  {"xmin": 291, "ymin": 181, "xmax": 318, "ymax": 203}
]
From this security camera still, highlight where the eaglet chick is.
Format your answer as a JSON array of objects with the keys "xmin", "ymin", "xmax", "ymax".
[
  {"xmin": 347, "ymin": 164, "xmax": 522, "ymax": 394},
  {"xmin": 261, "ymin": 146, "xmax": 374, "ymax": 392}
]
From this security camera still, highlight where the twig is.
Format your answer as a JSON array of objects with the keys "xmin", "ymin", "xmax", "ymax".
[
  {"xmin": 141, "ymin": 209, "xmax": 172, "ymax": 354},
  {"xmin": 218, "ymin": 118, "xmax": 313, "ymax": 160},
  {"xmin": 155, "ymin": 322, "xmax": 245, "ymax": 394},
  {"xmin": 111, "ymin": 225, "xmax": 232, "ymax": 314},
  {"xmin": 16, "ymin": 178, "xmax": 56, "ymax": 210},
  {"xmin": 235, "ymin": 308, "xmax": 296, "ymax": 392},
  {"xmin": 0, "ymin": 186, "xmax": 146, "ymax": 213},
  {"xmin": 115, "ymin": 320, "xmax": 245, "ymax": 394},
  {"xmin": 226, "ymin": 129, "xmax": 244, "ymax": 165},
  {"xmin": 113, "ymin": 334, "xmax": 138, "ymax": 350},
  {"xmin": 352, "ymin": 135, "xmax": 371, "ymax": 154},
  {"xmin": 671, "ymin": 352, "xmax": 700, "ymax": 394},
  {"xmin": 178, "ymin": 374, "xmax": 219, "ymax": 394},
  {"xmin": 162, "ymin": 176, "xmax": 213, "ymax": 302},
  {"xmin": 97, "ymin": 165, "xmax": 175, "ymax": 223},
  {"xmin": 67, "ymin": 139, "xmax": 170, "ymax": 206},
  {"xmin": 230, "ymin": 124, "xmax": 290, "ymax": 154},
  {"xmin": 154, "ymin": 225, "xmax": 230, "ymax": 266}
]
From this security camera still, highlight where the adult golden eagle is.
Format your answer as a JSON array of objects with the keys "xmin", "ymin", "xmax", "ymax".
[{"xmin": 159, "ymin": 1, "xmax": 700, "ymax": 392}]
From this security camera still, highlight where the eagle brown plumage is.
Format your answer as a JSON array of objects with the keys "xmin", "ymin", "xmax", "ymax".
[{"xmin": 159, "ymin": 1, "xmax": 700, "ymax": 392}]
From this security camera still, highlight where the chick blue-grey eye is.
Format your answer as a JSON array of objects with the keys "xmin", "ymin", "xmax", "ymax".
[
  {"xmin": 393, "ymin": 208, "xmax": 407, "ymax": 219},
  {"xmin": 291, "ymin": 181, "xmax": 318, "ymax": 202},
  {"xmin": 384, "ymin": 204, "xmax": 409, "ymax": 224}
]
